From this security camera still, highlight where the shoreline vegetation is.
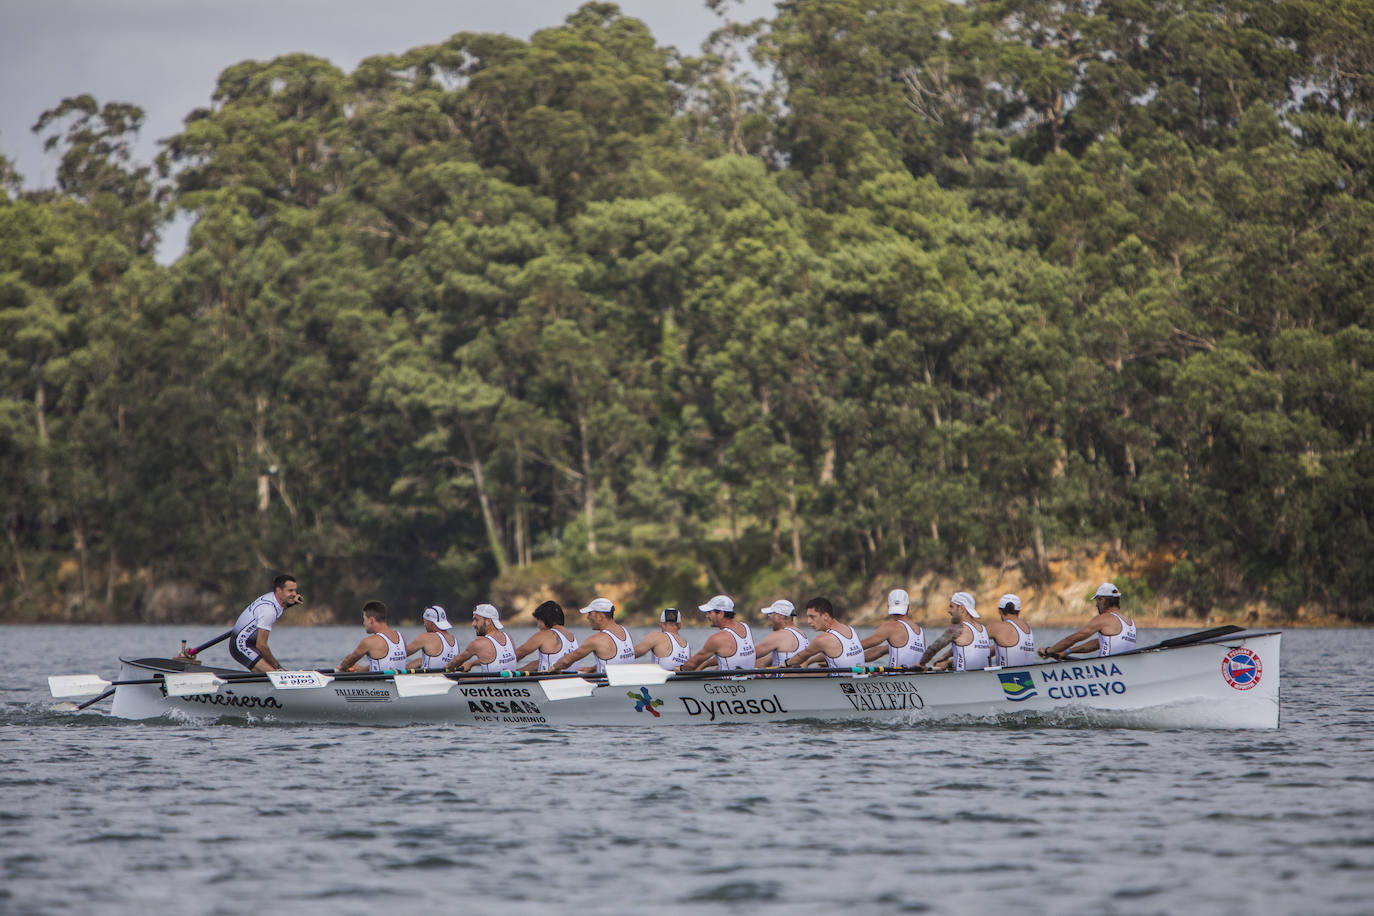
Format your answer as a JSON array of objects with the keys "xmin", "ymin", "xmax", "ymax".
[{"xmin": 4, "ymin": 2, "xmax": 1372, "ymax": 625}]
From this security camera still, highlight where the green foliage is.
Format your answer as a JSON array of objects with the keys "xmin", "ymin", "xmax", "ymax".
[{"xmin": 3, "ymin": 1, "xmax": 1372, "ymax": 621}]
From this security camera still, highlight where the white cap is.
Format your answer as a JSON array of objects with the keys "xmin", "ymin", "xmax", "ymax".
[
  {"xmin": 951, "ymin": 591, "xmax": 980, "ymax": 619},
  {"xmin": 579, "ymin": 597, "xmax": 615, "ymax": 615},
  {"xmin": 422, "ymin": 605, "xmax": 452, "ymax": 630},
  {"xmin": 998, "ymin": 594, "xmax": 1021, "ymax": 613},
  {"xmin": 761, "ymin": 598, "xmax": 795, "ymax": 617},
  {"xmin": 1093, "ymin": 582, "xmax": 1121, "ymax": 599},
  {"xmin": 472, "ymin": 603, "xmax": 504, "ymax": 629},
  {"xmin": 659, "ymin": 607, "xmax": 680, "ymax": 623},
  {"xmin": 887, "ymin": 589, "xmax": 910, "ymax": 615},
  {"xmin": 698, "ymin": 595, "xmax": 734, "ymax": 613}
]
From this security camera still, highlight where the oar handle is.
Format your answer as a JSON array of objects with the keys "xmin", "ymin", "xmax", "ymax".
[{"xmin": 186, "ymin": 629, "xmax": 235, "ymax": 657}]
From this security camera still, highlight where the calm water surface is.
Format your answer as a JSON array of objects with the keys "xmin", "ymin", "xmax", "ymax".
[{"xmin": 1, "ymin": 624, "xmax": 1370, "ymax": 915}]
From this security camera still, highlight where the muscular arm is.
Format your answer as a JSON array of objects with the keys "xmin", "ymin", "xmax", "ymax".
[
  {"xmin": 550, "ymin": 634, "xmax": 605, "ymax": 673},
  {"xmin": 860, "ymin": 622, "xmax": 895, "ymax": 651},
  {"xmin": 791, "ymin": 633, "xmax": 838, "ymax": 668},
  {"xmin": 511, "ymin": 630, "xmax": 552, "ymax": 663},
  {"xmin": 452, "ymin": 636, "xmax": 498, "ymax": 672},
  {"xmin": 404, "ymin": 633, "xmax": 440, "ymax": 669},
  {"xmin": 683, "ymin": 632, "xmax": 729, "ymax": 671},
  {"xmin": 633, "ymin": 632, "xmax": 667, "ymax": 661},
  {"xmin": 253, "ymin": 629, "xmax": 284, "ymax": 671},
  {"xmin": 1040, "ymin": 616, "xmax": 1110, "ymax": 658},
  {"xmin": 919, "ymin": 625, "xmax": 960, "ymax": 666},
  {"xmin": 752, "ymin": 630, "xmax": 789, "ymax": 667},
  {"xmin": 337, "ymin": 635, "xmax": 378, "ymax": 672}
]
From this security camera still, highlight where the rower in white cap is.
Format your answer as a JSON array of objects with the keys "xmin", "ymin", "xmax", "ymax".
[
  {"xmin": 1039, "ymin": 582, "xmax": 1137, "ymax": 659},
  {"xmin": 985, "ymin": 594, "xmax": 1036, "ymax": 667},
  {"xmin": 549, "ymin": 598, "xmax": 635, "ymax": 674},
  {"xmin": 683, "ymin": 595, "xmax": 755, "ymax": 671},
  {"xmin": 752, "ymin": 599, "xmax": 810, "ymax": 669},
  {"xmin": 405, "ymin": 605, "xmax": 460, "ymax": 672},
  {"xmin": 927, "ymin": 591, "xmax": 990, "ymax": 671},
  {"xmin": 447, "ymin": 603, "xmax": 519, "ymax": 673},
  {"xmin": 859, "ymin": 588, "xmax": 926, "ymax": 668},
  {"xmin": 634, "ymin": 608, "xmax": 691, "ymax": 671}
]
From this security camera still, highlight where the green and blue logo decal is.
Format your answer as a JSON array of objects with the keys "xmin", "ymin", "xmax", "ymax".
[
  {"xmin": 628, "ymin": 686, "xmax": 664, "ymax": 717},
  {"xmin": 997, "ymin": 671, "xmax": 1037, "ymax": 702}
]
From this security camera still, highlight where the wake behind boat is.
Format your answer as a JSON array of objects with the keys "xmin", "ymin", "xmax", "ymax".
[{"xmin": 62, "ymin": 628, "xmax": 1281, "ymax": 729}]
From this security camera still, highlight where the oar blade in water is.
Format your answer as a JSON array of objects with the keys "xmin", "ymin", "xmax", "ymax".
[
  {"xmin": 539, "ymin": 678, "xmax": 597, "ymax": 701},
  {"xmin": 604, "ymin": 664, "xmax": 673, "ymax": 687},
  {"xmin": 265, "ymin": 670, "xmax": 335, "ymax": 690},
  {"xmin": 163, "ymin": 673, "xmax": 226, "ymax": 697},
  {"xmin": 48, "ymin": 675, "xmax": 113, "ymax": 698},
  {"xmin": 393, "ymin": 674, "xmax": 456, "ymax": 698}
]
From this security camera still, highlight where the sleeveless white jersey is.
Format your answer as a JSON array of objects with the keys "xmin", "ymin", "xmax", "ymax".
[
  {"xmin": 1098, "ymin": 612, "xmax": 1137, "ymax": 657},
  {"xmin": 952, "ymin": 621, "xmax": 990, "ymax": 671},
  {"xmin": 653, "ymin": 632, "xmax": 691, "ymax": 671},
  {"xmin": 769, "ymin": 626, "xmax": 810, "ymax": 668},
  {"xmin": 537, "ymin": 628, "xmax": 579, "ymax": 672},
  {"xmin": 888, "ymin": 619, "xmax": 925, "ymax": 668},
  {"xmin": 368, "ymin": 631, "xmax": 408, "ymax": 672},
  {"xmin": 824, "ymin": 625, "xmax": 866, "ymax": 669},
  {"xmin": 478, "ymin": 630, "xmax": 519, "ymax": 673},
  {"xmin": 715, "ymin": 622, "xmax": 755, "ymax": 671},
  {"xmin": 994, "ymin": 618, "xmax": 1036, "ymax": 667},
  {"xmin": 595, "ymin": 625, "xmax": 636, "ymax": 675},
  {"xmin": 418, "ymin": 631, "xmax": 460, "ymax": 672},
  {"xmin": 233, "ymin": 592, "xmax": 283, "ymax": 659}
]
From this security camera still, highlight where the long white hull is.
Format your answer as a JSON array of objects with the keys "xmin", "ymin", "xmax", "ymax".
[{"xmin": 109, "ymin": 631, "xmax": 1280, "ymax": 729}]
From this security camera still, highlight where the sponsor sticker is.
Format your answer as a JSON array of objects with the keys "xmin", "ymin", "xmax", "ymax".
[
  {"xmin": 628, "ymin": 687, "xmax": 664, "ymax": 717},
  {"xmin": 997, "ymin": 671, "xmax": 1038, "ymax": 702},
  {"xmin": 1221, "ymin": 647, "xmax": 1262, "ymax": 690},
  {"xmin": 837, "ymin": 680, "xmax": 925, "ymax": 712}
]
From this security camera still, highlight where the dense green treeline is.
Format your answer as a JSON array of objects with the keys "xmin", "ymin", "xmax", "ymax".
[{"xmin": 2, "ymin": 1, "xmax": 1371, "ymax": 622}]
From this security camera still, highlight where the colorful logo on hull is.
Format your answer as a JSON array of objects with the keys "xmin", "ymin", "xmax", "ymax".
[
  {"xmin": 628, "ymin": 686, "xmax": 664, "ymax": 717},
  {"xmin": 1222, "ymin": 648, "xmax": 1262, "ymax": 690},
  {"xmin": 997, "ymin": 671, "xmax": 1038, "ymax": 702}
]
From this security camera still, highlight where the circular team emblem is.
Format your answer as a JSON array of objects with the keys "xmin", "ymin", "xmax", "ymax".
[{"xmin": 1221, "ymin": 647, "xmax": 1262, "ymax": 690}]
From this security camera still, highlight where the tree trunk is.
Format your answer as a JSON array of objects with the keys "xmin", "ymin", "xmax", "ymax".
[
  {"xmin": 577, "ymin": 406, "xmax": 597, "ymax": 556},
  {"xmin": 6, "ymin": 523, "xmax": 29, "ymax": 601},
  {"xmin": 105, "ymin": 547, "xmax": 118, "ymax": 613},
  {"xmin": 74, "ymin": 520, "xmax": 90, "ymax": 618},
  {"xmin": 459, "ymin": 417, "xmax": 509, "ymax": 574},
  {"xmin": 515, "ymin": 441, "xmax": 528, "ymax": 568},
  {"xmin": 255, "ymin": 394, "xmax": 270, "ymax": 540}
]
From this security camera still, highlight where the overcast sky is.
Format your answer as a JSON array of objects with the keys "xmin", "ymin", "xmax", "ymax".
[{"xmin": 1, "ymin": 0, "xmax": 775, "ymax": 189}]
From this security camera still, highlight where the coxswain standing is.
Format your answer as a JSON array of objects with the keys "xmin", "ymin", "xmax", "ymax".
[
  {"xmin": 549, "ymin": 598, "xmax": 635, "ymax": 674},
  {"xmin": 634, "ymin": 608, "xmax": 691, "ymax": 670},
  {"xmin": 791, "ymin": 597, "xmax": 865, "ymax": 670},
  {"xmin": 229, "ymin": 574, "xmax": 302, "ymax": 672},
  {"xmin": 337, "ymin": 601, "xmax": 408, "ymax": 672},
  {"xmin": 448, "ymin": 604, "xmax": 519, "ymax": 673},
  {"xmin": 405, "ymin": 605, "xmax": 460, "ymax": 672},
  {"xmin": 928, "ymin": 592, "xmax": 990, "ymax": 671},
  {"xmin": 752, "ymin": 599, "xmax": 809, "ymax": 669},
  {"xmin": 512, "ymin": 601, "xmax": 580, "ymax": 672},
  {"xmin": 860, "ymin": 588, "xmax": 925, "ymax": 668},
  {"xmin": 1039, "ymin": 582, "xmax": 1137, "ymax": 659},
  {"xmin": 986, "ymin": 594, "xmax": 1036, "ymax": 667}
]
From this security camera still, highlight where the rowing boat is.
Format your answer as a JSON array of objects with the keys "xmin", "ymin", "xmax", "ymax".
[{"xmin": 83, "ymin": 628, "xmax": 1280, "ymax": 728}]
